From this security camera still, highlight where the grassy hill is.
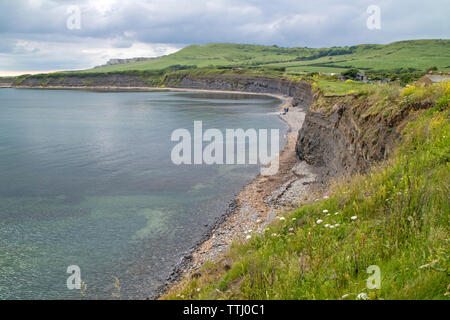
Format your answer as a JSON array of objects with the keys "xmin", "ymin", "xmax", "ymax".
[{"xmin": 86, "ymin": 39, "xmax": 450, "ymax": 75}]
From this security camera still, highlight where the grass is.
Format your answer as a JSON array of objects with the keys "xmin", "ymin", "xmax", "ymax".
[
  {"xmin": 86, "ymin": 40, "xmax": 450, "ymax": 75},
  {"xmin": 313, "ymin": 77, "xmax": 367, "ymax": 95},
  {"xmin": 164, "ymin": 82, "xmax": 450, "ymax": 300}
]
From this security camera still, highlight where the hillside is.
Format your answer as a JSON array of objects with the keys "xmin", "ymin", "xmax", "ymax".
[{"xmin": 86, "ymin": 40, "xmax": 450, "ymax": 75}]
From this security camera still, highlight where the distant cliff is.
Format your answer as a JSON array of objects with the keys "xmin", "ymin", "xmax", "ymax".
[
  {"xmin": 0, "ymin": 77, "xmax": 15, "ymax": 87},
  {"xmin": 95, "ymin": 57, "xmax": 155, "ymax": 68}
]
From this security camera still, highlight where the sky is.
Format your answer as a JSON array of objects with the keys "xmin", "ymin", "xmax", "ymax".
[{"xmin": 0, "ymin": 0, "xmax": 448, "ymax": 76}]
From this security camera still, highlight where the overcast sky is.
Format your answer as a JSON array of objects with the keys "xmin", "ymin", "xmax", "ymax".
[{"xmin": 0, "ymin": 0, "xmax": 448, "ymax": 75}]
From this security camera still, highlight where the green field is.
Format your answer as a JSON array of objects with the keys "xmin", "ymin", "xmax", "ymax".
[{"xmin": 85, "ymin": 39, "xmax": 450, "ymax": 75}]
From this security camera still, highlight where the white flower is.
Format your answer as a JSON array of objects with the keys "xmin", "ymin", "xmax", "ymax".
[
  {"xmin": 334, "ymin": 212, "xmax": 339, "ymax": 215},
  {"xmin": 271, "ymin": 233, "xmax": 278, "ymax": 237},
  {"xmin": 334, "ymin": 224, "xmax": 340, "ymax": 227},
  {"xmin": 351, "ymin": 216, "xmax": 358, "ymax": 220},
  {"xmin": 329, "ymin": 225, "xmax": 334, "ymax": 229},
  {"xmin": 356, "ymin": 292, "xmax": 369, "ymax": 300},
  {"xmin": 246, "ymin": 235, "xmax": 252, "ymax": 240},
  {"xmin": 256, "ymin": 219, "xmax": 261, "ymax": 223},
  {"xmin": 324, "ymin": 224, "xmax": 330, "ymax": 228},
  {"xmin": 323, "ymin": 195, "xmax": 329, "ymax": 199},
  {"xmin": 323, "ymin": 210, "xmax": 329, "ymax": 213},
  {"xmin": 292, "ymin": 218, "xmax": 297, "ymax": 221},
  {"xmin": 326, "ymin": 214, "xmax": 331, "ymax": 216},
  {"xmin": 279, "ymin": 217, "xmax": 286, "ymax": 221},
  {"xmin": 196, "ymin": 288, "xmax": 201, "ymax": 292},
  {"xmin": 316, "ymin": 219, "xmax": 323, "ymax": 224},
  {"xmin": 341, "ymin": 294, "xmax": 349, "ymax": 299}
]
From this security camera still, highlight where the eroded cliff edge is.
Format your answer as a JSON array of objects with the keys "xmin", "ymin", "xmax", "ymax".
[
  {"xmin": 13, "ymin": 73, "xmax": 313, "ymax": 108},
  {"xmin": 295, "ymin": 92, "xmax": 429, "ymax": 182}
]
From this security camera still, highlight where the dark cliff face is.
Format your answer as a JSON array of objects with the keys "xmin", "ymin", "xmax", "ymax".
[
  {"xmin": 174, "ymin": 75, "xmax": 313, "ymax": 107},
  {"xmin": 0, "ymin": 77, "xmax": 15, "ymax": 86},
  {"xmin": 296, "ymin": 96, "xmax": 406, "ymax": 181},
  {"xmin": 17, "ymin": 74, "xmax": 148, "ymax": 87},
  {"xmin": 15, "ymin": 73, "xmax": 313, "ymax": 108}
]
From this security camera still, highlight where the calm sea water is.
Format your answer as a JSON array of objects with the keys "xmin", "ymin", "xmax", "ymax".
[{"xmin": 0, "ymin": 88, "xmax": 286, "ymax": 299}]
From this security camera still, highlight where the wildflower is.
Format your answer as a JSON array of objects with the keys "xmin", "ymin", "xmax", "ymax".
[
  {"xmin": 334, "ymin": 224, "xmax": 340, "ymax": 227},
  {"xmin": 292, "ymin": 218, "xmax": 297, "ymax": 221},
  {"xmin": 351, "ymin": 216, "xmax": 358, "ymax": 220},
  {"xmin": 279, "ymin": 217, "xmax": 286, "ymax": 221},
  {"xmin": 323, "ymin": 209, "xmax": 329, "ymax": 213},
  {"xmin": 329, "ymin": 225, "xmax": 335, "ymax": 229},
  {"xmin": 316, "ymin": 219, "xmax": 323, "ymax": 224},
  {"xmin": 323, "ymin": 195, "xmax": 329, "ymax": 199},
  {"xmin": 256, "ymin": 219, "xmax": 261, "ymax": 223},
  {"xmin": 334, "ymin": 212, "xmax": 339, "ymax": 215},
  {"xmin": 271, "ymin": 233, "xmax": 278, "ymax": 237},
  {"xmin": 196, "ymin": 288, "xmax": 201, "ymax": 292},
  {"xmin": 324, "ymin": 224, "xmax": 330, "ymax": 228},
  {"xmin": 356, "ymin": 292, "xmax": 369, "ymax": 300},
  {"xmin": 245, "ymin": 235, "xmax": 252, "ymax": 240},
  {"xmin": 341, "ymin": 294, "xmax": 349, "ymax": 299},
  {"xmin": 289, "ymin": 228, "xmax": 294, "ymax": 232},
  {"xmin": 327, "ymin": 214, "xmax": 331, "ymax": 216}
]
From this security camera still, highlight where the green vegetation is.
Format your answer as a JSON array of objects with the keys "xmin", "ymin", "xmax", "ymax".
[
  {"xmin": 86, "ymin": 40, "xmax": 450, "ymax": 75},
  {"xmin": 164, "ymin": 81, "xmax": 450, "ymax": 300},
  {"xmin": 312, "ymin": 77, "xmax": 366, "ymax": 95}
]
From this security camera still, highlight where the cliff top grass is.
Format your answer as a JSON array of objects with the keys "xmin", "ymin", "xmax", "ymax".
[{"xmin": 163, "ymin": 82, "xmax": 450, "ymax": 300}]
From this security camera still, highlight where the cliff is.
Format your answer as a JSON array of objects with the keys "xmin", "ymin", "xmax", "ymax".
[
  {"xmin": 295, "ymin": 88, "xmax": 435, "ymax": 181},
  {"xmin": 0, "ymin": 77, "xmax": 15, "ymax": 87},
  {"xmin": 167, "ymin": 74, "xmax": 313, "ymax": 107},
  {"xmin": 14, "ymin": 73, "xmax": 313, "ymax": 108}
]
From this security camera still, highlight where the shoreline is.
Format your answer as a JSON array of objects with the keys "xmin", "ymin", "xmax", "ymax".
[
  {"xmin": 9, "ymin": 84, "xmax": 319, "ymax": 299},
  {"xmin": 150, "ymin": 90, "xmax": 318, "ymax": 299}
]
